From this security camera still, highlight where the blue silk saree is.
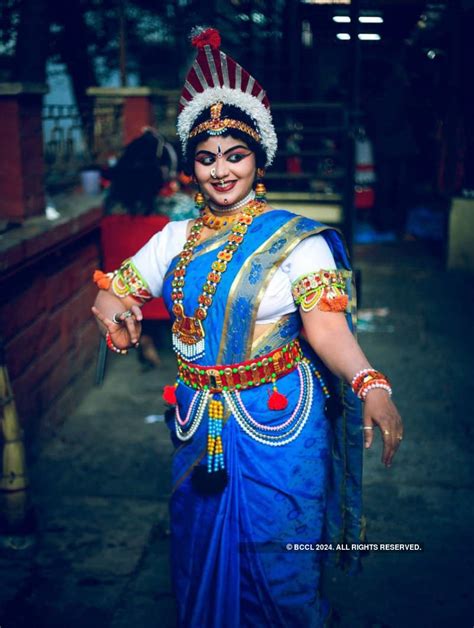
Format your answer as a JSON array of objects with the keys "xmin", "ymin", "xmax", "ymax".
[{"xmin": 161, "ymin": 210, "xmax": 364, "ymax": 627}]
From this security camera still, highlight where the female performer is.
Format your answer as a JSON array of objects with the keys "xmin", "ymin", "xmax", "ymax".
[{"xmin": 92, "ymin": 28, "xmax": 403, "ymax": 628}]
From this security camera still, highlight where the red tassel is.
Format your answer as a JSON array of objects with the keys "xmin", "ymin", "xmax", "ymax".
[
  {"xmin": 163, "ymin": 384, "xmax": 177, "ymax": 405},
  {"xmin": 268, "ymin": 389, "xmax": 288, "ymax": 411},
  {"xmin": 191, "ymin": 28, "xmax": 221, "ymax": 50}
]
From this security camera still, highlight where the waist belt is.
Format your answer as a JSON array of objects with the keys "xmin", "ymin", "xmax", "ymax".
[{"xmin": 177, "ymin": 339, "xmax": 303, "ymax": 393}]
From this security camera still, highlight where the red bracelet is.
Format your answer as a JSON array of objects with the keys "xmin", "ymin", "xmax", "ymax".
[
  {"xmin": 351, "ymin": 368, "xmax": 392, "ymax": 400},
  {"xmin": 105, "ymin": 331, "xmax": 128, "ymax": 355},
  {"xmin": 351, "ymin": 369, "xmax": 387, "ymax": 393}
]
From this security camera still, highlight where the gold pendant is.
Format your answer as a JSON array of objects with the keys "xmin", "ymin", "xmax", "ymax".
[{"xmin": 172, "ymin": 304, "xmax": 206, "ymax": 361}]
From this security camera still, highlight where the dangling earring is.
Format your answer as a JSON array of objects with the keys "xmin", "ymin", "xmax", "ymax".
[
  {"xmin": 255, "ymin": 167, "xmax": 267, "ymax": 202},
  {"xmin": 194, "ymin": 191, "xmax": 205, "ymax": 211},
  {"xmin": 192, "ymin": 173, "xmax": 206, "ymax": 211}
]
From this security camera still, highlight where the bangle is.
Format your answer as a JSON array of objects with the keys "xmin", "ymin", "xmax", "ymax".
[
  {"xmin": 351, "ymin": 368, "xmax": 374, "ymax": 388},
  {"xmin": 359, "ymin": 382, "xmax": 393, "ymax": 401},
  {"xmin": 351, "ymin": 368, "xmax": 392, "ymax": 400},
  {"xmin": 105, "ymin": 331, "xmax": 128, "ymax": 355},
  {"xmin": 351, "ymin": 368, "xmax": 386, "ymax": 391}
]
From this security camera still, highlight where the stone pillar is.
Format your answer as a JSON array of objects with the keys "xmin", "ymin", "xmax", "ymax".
[{"xmin": 0, "ymin": 83, "xmax": 48, "ymax": 223}]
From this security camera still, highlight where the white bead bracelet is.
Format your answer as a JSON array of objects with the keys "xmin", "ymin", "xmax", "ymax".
[{"xmin": 359, "ymin": 382, "xmax": 393, "ymax": 401}]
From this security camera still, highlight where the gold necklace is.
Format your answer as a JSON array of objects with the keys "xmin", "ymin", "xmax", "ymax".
[
  {"xmin": 171, "ymin": 199, "xmax": 266, "ymax": 361},
  {"xmin": 201, "ymin": 205, "xmax": 242, "ymax": 230}
]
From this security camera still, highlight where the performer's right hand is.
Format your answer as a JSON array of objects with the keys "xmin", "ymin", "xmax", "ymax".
[{"xmin": 91, "ymin": 304, "xmax": 143, "ymax": 348}]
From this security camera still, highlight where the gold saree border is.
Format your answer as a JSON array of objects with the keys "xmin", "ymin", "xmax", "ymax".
[
  {"xmin": 246, "ymin": 223, "xmax": 350, "ymax": 360},
  {"xmin": 216, "ymin": 217, "xmax": 300, "ymax": 362}
]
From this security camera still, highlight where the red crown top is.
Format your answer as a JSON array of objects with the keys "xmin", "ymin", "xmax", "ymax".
[{"xmin": 191, "ymin": 28, "xmax": 221, "ymax": 50}]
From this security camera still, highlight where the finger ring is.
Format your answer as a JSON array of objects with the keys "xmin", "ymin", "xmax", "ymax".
[
  {"xmin": 383, "ymin": 430, "xmax": 390, "ymax": 436},
  {"xmin": 363, "ymin": 426, "xmax": 374, "ymax": 431},
  {"xmin": 112, "ymin": 312, "xmax": 123, "ymax": 324},
  {"xmin": 122, "ymin": 310, "xmax": 133, "ymax": 319}
]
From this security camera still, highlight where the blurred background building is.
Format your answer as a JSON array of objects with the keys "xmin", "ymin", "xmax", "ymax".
[
  {"xmin": 0, "ymin": 0, "xmax": 473, "ymax": 451},
  {"xmin": 2, "ymin": 0, "xmax": 472, "ymax": 222}
]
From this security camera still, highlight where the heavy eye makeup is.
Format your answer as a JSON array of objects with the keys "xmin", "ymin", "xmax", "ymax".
[
  {"xmin": 226, "ymin": 150, "xmax": 252, "ymax": 163},
  {"xmin": 194, "ymin": 153, "xmax": 216, "ymax": 166},
  {"xmin": 194, "ymin": 145, "xmax": 252, "ymax": 166}
]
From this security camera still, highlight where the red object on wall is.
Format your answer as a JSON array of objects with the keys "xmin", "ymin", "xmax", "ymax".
[
  {"xmin": 123, "ymin": 97, "xmax": 155, "ymax": 145},
  {"xmin": 100, "ymin": 214, "xmax": 170, "ymax": 319}
]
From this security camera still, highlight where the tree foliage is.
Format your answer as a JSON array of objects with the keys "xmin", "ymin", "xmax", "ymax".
[{"xmin": 0, "ymin": 0, "xmax": 285, "ymax": 99}]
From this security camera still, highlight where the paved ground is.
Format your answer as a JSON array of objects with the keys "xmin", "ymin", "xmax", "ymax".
[{"xmin": 0, "ymin": 240, "xmax": 473, "ymax": 627}]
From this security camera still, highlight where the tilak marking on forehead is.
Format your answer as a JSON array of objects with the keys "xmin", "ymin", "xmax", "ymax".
[{"xmin": 217, "ymin": 144, "xmax": 223, "ymax": 158}]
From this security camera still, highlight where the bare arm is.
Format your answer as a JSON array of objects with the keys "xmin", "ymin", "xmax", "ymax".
[{"xmin": 301, "ymin": 307, "xmax": 403, "ymax": 467}]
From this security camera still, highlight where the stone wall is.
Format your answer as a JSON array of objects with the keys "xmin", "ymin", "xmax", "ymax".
[{"xmin": 1, "ymin": 203, "xmax": 102, "ymax": 436}]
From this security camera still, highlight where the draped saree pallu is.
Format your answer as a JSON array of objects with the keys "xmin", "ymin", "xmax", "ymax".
[{"xmin": 161, "ymin": 210, "xmax": 364, "ymax": 628}]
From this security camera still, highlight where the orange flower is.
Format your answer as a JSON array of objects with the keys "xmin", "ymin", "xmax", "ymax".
[
  {"xmin": 93, "ymin": 270, "xmax": 112, "ymax": 290},
  {"xmin": 319, "ymin": 295, "xmax": 348, "ymax": 312}
]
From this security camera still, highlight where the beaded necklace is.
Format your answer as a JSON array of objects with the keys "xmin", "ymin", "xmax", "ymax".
[
  {"xmin": 171, "ymin": 199, "xmax": 266, "ymax": 361},
  {"xmin": 208, "ymin": 189, "xmax": 255, "ymax": 213}
]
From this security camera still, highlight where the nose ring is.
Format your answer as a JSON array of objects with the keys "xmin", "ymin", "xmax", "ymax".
[{"xmin": 210, "ymin": 167, "xmax": 217, "ymax": 179}]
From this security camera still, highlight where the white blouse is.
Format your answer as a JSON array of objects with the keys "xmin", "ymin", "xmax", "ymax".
[{"xmin": 132, "ymin": 219, "xmax": 337, "ymax": 324}]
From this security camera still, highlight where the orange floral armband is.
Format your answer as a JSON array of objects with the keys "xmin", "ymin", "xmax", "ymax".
[
  {"xmin": 93, "ymin": 270, "xmax": 113, "ymax": 290},
  {"xmin": 291, "ymin": 269, "xmax": 349, "ymax": 313},
  {"xmin": 93, "ymin": 258, "xmax": 153, "ymax": 304}
]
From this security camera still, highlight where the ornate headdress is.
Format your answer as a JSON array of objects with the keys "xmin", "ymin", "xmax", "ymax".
[{"xmin": 177, "ymin": 27, "xmax": 277, "ymax": 167}]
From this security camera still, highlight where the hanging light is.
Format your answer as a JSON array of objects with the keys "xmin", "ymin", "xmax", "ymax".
[
  {"xmin": 301, "ymin": 0, "xmax": 351, "ymax": 5},
  {"xmin": 358, "ymin": 33, "xmax": 381, "ymax": 40},
  {"xmin": 336, "ymin": 33, "xmax": 382, "ymax": 41},
  {"xmin": 332, "ymin": 13, "xmax": 384, "ymax": 23},
  {"xmin": 359, "ymin": 16, "xmax": 383, "ymax": 23}
]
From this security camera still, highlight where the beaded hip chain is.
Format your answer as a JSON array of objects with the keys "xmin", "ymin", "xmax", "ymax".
[
  {"xmin": 177, "ymin": 339, "xmax": 303, "ymax": 393},
  {"xmin": 172, "ymin": 339, "xmax": 321, "ymax": 494}
]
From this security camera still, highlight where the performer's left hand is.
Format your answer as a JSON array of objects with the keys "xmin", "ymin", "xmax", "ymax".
[{"xmin": 362, "ymin": 389, "xmax": 403, "ymax": 467}]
